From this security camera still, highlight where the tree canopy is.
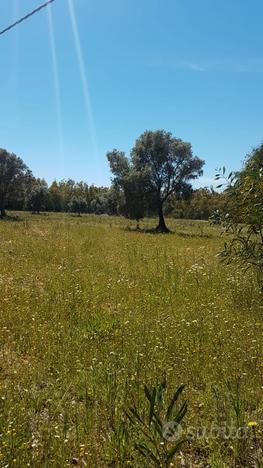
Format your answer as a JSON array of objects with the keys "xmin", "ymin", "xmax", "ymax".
[
  {"xmin": 27, "ymin": 179, "xmax": 49, "ymax": 214},
  {"xmin": 0, "ymin": 149, "xmax": 31, "ymax": 217},
  {"xmin": 68, "ymin": 196, "xmax": 88, "ymax": 216},
  {"xmin": 108, "ymin": 130, "xmax": 204, "ymax": 231}
]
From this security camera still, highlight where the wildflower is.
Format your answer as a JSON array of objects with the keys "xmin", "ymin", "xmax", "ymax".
[{"xmin": 248, "ymin": 421, "xmax": 258, "ymax": 428}]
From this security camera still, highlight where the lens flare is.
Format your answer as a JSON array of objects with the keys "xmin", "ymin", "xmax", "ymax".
[
  {"xmin": 67, "ymin": 0, "xmax": 99, "ymax": 163},
  {"xmin": 47, "ymin": 4, "xmax": 65, "ymax": 176}
]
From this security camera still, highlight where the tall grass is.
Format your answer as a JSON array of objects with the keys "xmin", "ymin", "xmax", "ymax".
[{"xmin": 0, "ymin": 213, "xmax": 262, "ymax": 466}]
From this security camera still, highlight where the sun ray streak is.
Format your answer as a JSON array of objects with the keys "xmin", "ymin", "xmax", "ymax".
[
  {"xmin": 11, "ymin": 0, "xmax": 19, "ymax": 88},
  {"xmin": 67, "ymin": 0, "xmax": 99, "ymax": 162},
  {"xmin": 47, "ymin": 4, "xmax": 65, "ymax": 175}
]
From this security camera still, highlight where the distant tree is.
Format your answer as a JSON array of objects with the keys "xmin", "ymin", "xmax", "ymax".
[
  {"xmin": 0, "ymin": 149, "xmax": 31, "ymax": 217},
  {"xmin": 122, "ymin": 171, "xmax": 147, "ymax": 228},
  {"xmin": 6, "ymin": 171, "xmax": 35, "ymax": 211},
  {"xmin": 27, "ymin": 180, "xmax": 49, "ymax": 214},
  {"xmin": 108, "ymin": 130, "xmax": 204, "ymax": 232},
  {"xmin": 50, "ymin": 180, "xmax": 109, "ymax": 213},
  {"xmin": 89, "ymin": 189, "xmax": 121, "ymax": 216},
  {"xmin": 165, "ymin": 187, "xmax": 225, "ymax": 220},
  {"xmin": 106, "ymin": 187, "xmax": 123, "ymax": 216},
  {"xmin": 85, "ymin": 184, "xmax": 107, "ymax": 212},
  {"xmin": 90, "ymin": 196, "xmax": 109, "ymax": 215},
  {"xmin": 68, "ymin": 196, "xmax": 88, "ymax": 216},
  {"xmin": 55, "ymin": 179, "xmax": 76, "ymax": 211},
  {"xmin": 49, "ymin": 181, "xmax": 65, "ymax": 212}
]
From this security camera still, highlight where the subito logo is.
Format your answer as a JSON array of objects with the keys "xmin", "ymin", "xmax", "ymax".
[{"xmin": 162, "ymin": 422, "xmax": 183, "ymax": 441}]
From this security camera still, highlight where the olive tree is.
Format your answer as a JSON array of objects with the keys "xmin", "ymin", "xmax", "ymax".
[{"xmin": 107, "ymin": 130, "xmax": 204, "ymax": 232}]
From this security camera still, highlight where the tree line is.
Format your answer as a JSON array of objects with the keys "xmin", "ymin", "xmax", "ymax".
[
  {"xmin": 0, "ymin": 150, "xmax": 119, "ymax": 218},
  {"xmin": 0, "ymin": 129, "xmax": 253, "ymax": 231}
]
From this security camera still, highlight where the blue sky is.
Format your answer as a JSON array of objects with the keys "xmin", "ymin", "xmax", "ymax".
[{"xmin": 0, "ymin": 0, "xmax": 263, "ymax": 187}]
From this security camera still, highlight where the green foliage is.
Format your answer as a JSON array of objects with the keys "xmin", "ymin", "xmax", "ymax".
[
  {"xmin": 27, "ymin": 180, "xmax": 49, "ymax": 214},
  {"xmin": 89, "ymin": 191, "xmax": 120, "ymax": 215},
  {"xmin": 48, "ymin": 180, "xmax": 66, "ymax": 212},
  {"xmin": 108, "ymin": 130, "xmax": 204, "ymax": 232},
  {"xmin": 122, "ymin": 170, "xmax": 147, "ymax": 226},
  {"xmin": 0, "ymin": 148, "xmax": 31, "ymax": 216},
  {"xmin": 126, "ymin": 379, "xmax": 187, "ymax": 467},
  {"xmin": 68, "ymin": 195, "xmax": 88, "ymax": 216},
  {"xmin": 209, "ymin": 209, "xmax": 222, "ymax": 225},
  {"xmin": 166, "ymin": 188, "xmax": 225, "ymax": 220},
  {"xmin": 107, "ymin": 149, "xmax": 130, "ymax": 185},
  {"xmin": 107, "ymin": 151, "xmax": 148, "ymax": 225},
  {"xmin": 217, "ymin": 145, "xmax": 263, "ymax": 289}
]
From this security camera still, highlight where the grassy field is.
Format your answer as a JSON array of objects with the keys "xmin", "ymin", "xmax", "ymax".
[{"xmin": 1, "ymin": 213, "xmax": 263, "ymax": 467}]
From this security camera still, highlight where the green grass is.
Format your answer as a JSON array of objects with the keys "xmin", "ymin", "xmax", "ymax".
[{"xmin": 0, "ymin": 213, "xmax": 263, "ymax": 467}]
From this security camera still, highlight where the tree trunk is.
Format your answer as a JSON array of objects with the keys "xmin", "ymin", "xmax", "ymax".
[
  {"xmin": 0, "ymin": 197, "xmax": 6, "ymax": 217},
  {"xmin": 156, "ymin": 203, "xmax": 169, "ymax": 233}
]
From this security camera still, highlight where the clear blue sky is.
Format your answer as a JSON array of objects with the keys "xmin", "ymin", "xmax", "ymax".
[{"xmin": 0, "ymin": 0, "xmax": 263, "ymax": 187}]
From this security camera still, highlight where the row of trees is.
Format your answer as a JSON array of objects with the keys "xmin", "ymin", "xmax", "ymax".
[
  {"xmin": 26, "ymin": 180, "xmax": 116, "ymax": 215},
  {"xmin": 2, "ymin": 132, "xmax": 262, "ymax": 284},
  {"xmin": 0, "ymin": 152, "xmax": 116, "ymax": 216},
  {"xmin": 0, "ymin": 130, "xmax": 235, "ymax": 229},
  {"xmin": 0, "ymin": 131, "xmax": 222, "ymax": 224}
]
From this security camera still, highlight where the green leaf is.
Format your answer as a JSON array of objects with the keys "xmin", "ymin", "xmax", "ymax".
[
  {"xmin": 144, "ymin": 385, "xmax": 153, "ymax": 403},
  {"xmin": 166, "ymin": 384, "xmax": 186, "ymax": 421},
  {"xmin": 127, "ymin": 407, "xmax": 144, "ymax": 425},
  {"xmin": 152, "ymin": 413, "xmax": 163, "ymax": 437},
  {"xmin": 149, "ymin": 387, "xmax": 157, "ymax": 426},
  {"xmin": 175, "ymin": 401, "xmax": 188, "ymax": 425},
  {"xmin": 135, "ymin": 443, "xmax": 159, "ymax": 464},
  {"xmin": 156, "ymin": 379, "xmax": 166, "ymax": 414}
]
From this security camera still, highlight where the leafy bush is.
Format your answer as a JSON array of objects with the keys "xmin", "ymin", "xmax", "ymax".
[{"xmin": 217, "ymin": 145, "xmax": 263, "ymax": 289}]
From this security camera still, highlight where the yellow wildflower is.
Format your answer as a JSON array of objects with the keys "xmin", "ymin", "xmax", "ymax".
[{"xmin": 248, "ymin": 421, "xmax": 258, "ymax": 428}]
